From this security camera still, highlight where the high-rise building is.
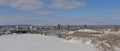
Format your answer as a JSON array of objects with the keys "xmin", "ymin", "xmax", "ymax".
[{"xmin": 56, "ymin": 24, "xmax": 61, "ymax": 30}]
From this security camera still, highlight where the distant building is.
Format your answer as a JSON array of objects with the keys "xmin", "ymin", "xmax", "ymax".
[
  {"xmin": 83, "ymin": 24, "xmax": 87, "ymax": 29},
  {"xmin": 63, "ymin": 25, "xmax": 70, "ymax": 30},
  {"xmin": 29, "ymin": 26, "xmax": 33, "ymax": 30},
  {"xmin": 66, "ymin": 25, "xmax": 70, "ymax": 29},
  {"xmin": 16, "ymin": 25, "xmax": 19, "ymax": 29},
  {"xmin": 56, "ymin": 24, "xmax": 62, "ymax": 30}
]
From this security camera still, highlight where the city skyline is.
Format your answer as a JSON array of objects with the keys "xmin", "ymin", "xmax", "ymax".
[{"xmin": 0, "ymin": 0, "xmax": 120, "ymax": 25}]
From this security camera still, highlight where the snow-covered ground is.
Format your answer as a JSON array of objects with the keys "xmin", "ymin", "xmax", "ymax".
[
  {"xmin": 77, "ymin": 29, "xmax": 100, "ymax": 33},
  {"xmin": 65, "ymin": 29, "xmax": 120, "ymax": 51},
  {"xmin": 0, "ymin": 34, "xmax": 97, "ymax": 51},
  {"xmin": 68, "ymin": 29, "xmax": 120, "ymax": 35}
]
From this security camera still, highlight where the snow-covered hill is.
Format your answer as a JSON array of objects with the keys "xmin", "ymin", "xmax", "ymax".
[
  {"xmin": 0, "ymin": 34, "xmax": 97, "ymax": 51},
  {"xmin": 63, "ymin": 32, "xmax": 120, "ymax": 51},
  {"xmin": 68, "ymin": 29, "xmax": 103, "ymax": 34}
]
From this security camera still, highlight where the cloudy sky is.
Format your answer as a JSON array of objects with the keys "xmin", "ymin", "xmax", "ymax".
[{"xmin": 0, "ymin": 0, "xmax": 120, "ymax": 25}]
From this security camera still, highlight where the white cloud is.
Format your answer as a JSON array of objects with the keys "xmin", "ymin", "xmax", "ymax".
[
  {"xmin": 10, "ymin": 0, "xmax": 46, "ymax": 10},
  {"xmin": 0, "ymin": 0, "xmax": 45, "ymax": 10},
  {"xmin": 0, "ymin": 0, "xmax": 86, "ymax": 10},
  {"xmin": 32, "ymin": 11, "xmax": 57, "ymax": 15},
  {"xmin": 0, "ymin": 0, "xmax": 7, "ymax": 5},
  {"xmin": 50, "ymin": 0, "xmax": 86, "ymax": 9}
]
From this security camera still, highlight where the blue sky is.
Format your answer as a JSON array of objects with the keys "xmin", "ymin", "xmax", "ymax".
[{"xmin": 0, "ymin": 0, "xmax": 120, "ymax": 25}]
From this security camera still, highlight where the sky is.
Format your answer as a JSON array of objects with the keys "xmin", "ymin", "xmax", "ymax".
[{"xmin": 0, "ymin": 0, "xmax": 120, "ymax": 25}]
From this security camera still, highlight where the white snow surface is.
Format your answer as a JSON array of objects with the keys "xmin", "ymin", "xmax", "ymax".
[
  {"xmin": 77, "ymin": 29, "xmax": 100, "ymax": 33},
  {"xmin": 0, "ymin": 34, "xmax": 97, "ymax": 51},
  {"xmin": 68, "ymin": 31, "xmax": 74, "ymax": 34}
]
